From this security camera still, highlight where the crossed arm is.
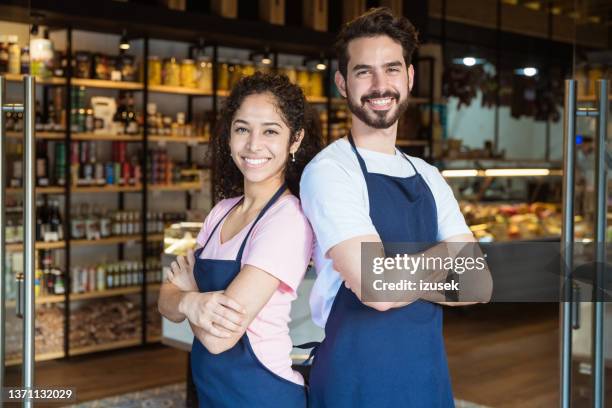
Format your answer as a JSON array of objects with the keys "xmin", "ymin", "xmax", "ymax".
[
  {"xmin": 158, "ymin": 250, "xmax": 281, "ymax": 354},
  {"xmin": 328, "ymin": 232, "xmax": 493, "ymax": 311}
]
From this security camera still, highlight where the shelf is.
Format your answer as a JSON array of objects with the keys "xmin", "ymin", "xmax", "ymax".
[
  {"xmin": 70, "ymin": 286, "xmax": 141, "ymax": 301},
  {"xmin": 71, "ymin": 78, "xmax": 143, "ymax": 90},
  {"xmin": 70, "ymin": 338, "xmax": 141, "ymax": 356},
  {"xmin": 72, "ymin": 133, "xmax": 143, "ymax": 142},
  {"xmin": 71, "ymin": 235, "xmax": 143, "ymax": 247},
  {"xmin": 6, "ymin": 293, "xmax": 66, "ymax": 308},
  {"xmin": 147, "ymin": 283, "xmax": 162, "ymax": 292},
  {"xmin": 6, "ymin": 240, "xmax": 66, "ymax": 252},
  {"xmin": 5, "ymin": 351, "xmax": 66, "ymax": 367},
  {"xmin": 149, "ymin": 182, "xmax": 201, "ymax": 192},
  {"xmin": 4, "ymin": 73, "xmax": 66, "ymax": 86},
  {"xmin": 149, "ymin": 84, "xmax": 213, "ymax": 96},
  {"xmin": 307, "ymin": 95, "xmax": 328, "ymax": 104},
  {"xmin": 6, "ymin": 131, "xmax": 65, "ymax": 140},
  {"xmin": 396, "ymin": 139, "xmax": 428, "ymax": 147},
  {"xmin": 72, "ymin": 184, "xmax": 143, "ymax": 193},
  {"xmin": 147, "ymin": 335, "xmax": 162, "ymax": 343},
  {"xmin": 149, "ymin": 135, "xmax": 209, "ymax": 145},
  {"xmin": 6, "ymin": 186, "xmax": 65, "ymax": 195}
]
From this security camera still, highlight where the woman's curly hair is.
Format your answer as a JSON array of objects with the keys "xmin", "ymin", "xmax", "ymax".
[{"xmin": 209, "ymin": 72, "xmax": 323, "ymax": 202}]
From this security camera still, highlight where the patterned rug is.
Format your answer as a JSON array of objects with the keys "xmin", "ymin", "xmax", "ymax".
[
  {"xmin": 63, "ymin": 382, "xmax": 489, "ymax": 408},
  {"xmin": 62, "ymin": 383, "xmax": 186, "ymax": 408}
]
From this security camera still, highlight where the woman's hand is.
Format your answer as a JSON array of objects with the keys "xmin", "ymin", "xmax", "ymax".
[
  {"xmin": 179, "ymin": 291, "xmax": 246, "ymax": 338},
  {"xmin": 168, "ymin": 249, "xmax": 198, "ymax": 292}
]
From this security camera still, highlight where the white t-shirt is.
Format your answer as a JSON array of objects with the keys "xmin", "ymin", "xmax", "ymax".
[{"xmin": 299, "ymin": 137, "xmax": 471, "ymax": 328}]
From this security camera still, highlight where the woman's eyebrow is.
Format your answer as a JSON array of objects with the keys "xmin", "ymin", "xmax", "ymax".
[
  {"xmin": 262, "ymin": 122, "xmax": 282, "ymax": 128},
  {"xmin": 233, "ymin": 119, "xmax": 249, "ymax": 126}
]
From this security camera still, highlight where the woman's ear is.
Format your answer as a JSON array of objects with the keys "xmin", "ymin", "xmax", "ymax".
[{"xmin": 290, "ymin": 129, "xmax": 305, "ymax": 154}]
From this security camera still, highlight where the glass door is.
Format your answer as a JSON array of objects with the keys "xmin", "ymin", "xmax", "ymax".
[{"xmin": 561, "ymin": 1, "xmax": 612, "ymax": 406}]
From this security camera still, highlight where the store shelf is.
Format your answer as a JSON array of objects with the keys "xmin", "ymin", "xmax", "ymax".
[
  {"xmin": 4, "ymin": 73, "xmax": 66, "ymax": 85},
  {"xmin": 72, "ymin": 184, "xmax": 142, "ymax": 193},
  {"xmin": 71, "ymin": 235, "xmax": 143, "ymax": 247},
  {"xmin": 149, "ymin": 84, "xmax": 213, "ymax": 96},
  {"xmin": 6, "ymin": 240, "xmax": 66, "ymax": 252},
  {"xmin": 307, "ymin": 95, "xmax": 328, "ymax": 104},
  {"xmin": 6, "ymin": 186, "xmax": 65, "ymax": 195},
  {"xmin": 147, "ymin": 283, "xmax": 162, "ymax": 292},
  {"xmin": 149, "ymin": 135, "xmax": 209, "ymax": 145},
  {"xmin": 6, "ymin": 131, "xmax": 65, "ymax": 140},
  {"xmin": 72, "ymin": 133, "xmax": 143, "ymax": 142},
  {"xmin": 70, "ymin": 338, "xmax": 141, "ymax": 356},
  {"xmin": 70, "ymin": 286, "xmax": 142, "ymax": 301},
  {"xmin": 147, "ymin": 335, "xmax": 162, "ymax": 343},
  {"xmin": 5, "ymin": 351, "xmax": 66, "ymax": 367},
  {"xmin": 71, "ymin": 78, "xmax": 143, "ymax": 90},
  {"xmin": 6, "ymin": 293, "xmax": 66, "ymax": 308},
  {"xmin": 149, "ymin": 182, "xmax": 202, "ymax": 192},
  {"xmin": 396, "ymin": 139, "xmax": 429, "ymax": 147}
]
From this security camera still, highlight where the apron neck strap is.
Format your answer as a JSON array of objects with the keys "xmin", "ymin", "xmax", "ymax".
[
  {"xmin": 200, "ymin": 197, "xmax": 245, "ymax": 253},
  {"xmin": 348, "ymin": 132, "xmax": 421, "ymax": 176},
  {"xmin": 235, "ymin": 183, "xmax": 288, "ymax": 262},
  {"xmin": 347, "ymin": 132, "xmax": 369, "ymax": 177}
]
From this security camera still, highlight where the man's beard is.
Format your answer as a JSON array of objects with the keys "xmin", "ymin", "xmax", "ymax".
[{"xmin": 346, "ymin": 89, "xmax": 410, "ymax": 129}]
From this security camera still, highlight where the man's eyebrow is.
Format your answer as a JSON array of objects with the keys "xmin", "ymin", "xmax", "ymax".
[
  {"xmin": 352, "ymin": 64, "xmax": 372, "ymax": 72},
  {"xmin": 352, "ymin": 61, "xmax": 403, "ymax": 71}
]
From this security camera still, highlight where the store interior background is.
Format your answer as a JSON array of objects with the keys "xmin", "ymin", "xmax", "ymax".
[{"xmin": 1, "ymin": 0, "xmax": 611, "ymax": 407}]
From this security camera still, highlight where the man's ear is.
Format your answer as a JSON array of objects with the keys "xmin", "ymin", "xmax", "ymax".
[
  {"xmin": 334, "ymin": 70, "xmax": 347, "ymax": 98},
  {"xmin": 408, "ymin": 64, "xmax": 414, "ymax": 91}
]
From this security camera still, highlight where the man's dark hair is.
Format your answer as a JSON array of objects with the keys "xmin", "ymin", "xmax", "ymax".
[{"xmin": 335, "ymin": 7, "xmax": 419, "ymax": 79}]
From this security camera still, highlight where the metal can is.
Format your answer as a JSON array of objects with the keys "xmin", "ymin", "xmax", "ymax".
[
  {"xmin": 163, "ymin": 57, "xmax": 180, "ymax": 87},
  {"xmin": 147, "ymin": 56, "xmax": 162, "ymax": 85},
  {"xmin": 180, "ymin": 59, "xmax": 196, "ymax": 88}
]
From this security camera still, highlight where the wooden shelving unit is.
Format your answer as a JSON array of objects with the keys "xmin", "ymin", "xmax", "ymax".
[
  {"xmin": 5, "ymin": 235, "xmax": 162, "ymax": 253},
  {"xmin": 6, "ymin": 131, "xmax": 65, "ymax": 140},
  {"xmin": 71, "ymin": 184, "xmax": 143, "ymax": 193},
  {"xmin": 4, "ymin": 73, "xmax": 66, "ymax": 85},
  {"xmin": 70, "ymin": 338, "xmax": 141, "ymax": 356},
  {"xmin": 6, "ymin": 186, "xmax": 65, "ymax": 195},
  {"xmin": 6, "ymin": 240, "xmax": 66, "ymax": 252},
  {"xmin": 71, "ymin": 78, "xmax": 143, "ymax": 90},
  {"xmin": 396, "ymin": 139, "xmax": 429, "ymax": 147},
  {"xmin": 149, "ymin": 84, "xmax": 213, "ymax": 96},
  {"xmin": 148, "ymin": 182, "xmax": 202, "ymax": 192},
  {"xmin": 149, "ymin": 135, "xmax": 209, "ymax": 145},
  {"xmin": 5, "ymin": 351, "xmax": 66, "ymax": 367},
  {"xmin": 6, "ymin": 293, "xmax": 66, "ymax": 308},
  {"xmin": 577, "ymin": 94, "xmax": 612, "ymax": 102},
  {"xmin": 71, "ymin": 133, "xmax": 143, "ymax": 142}
]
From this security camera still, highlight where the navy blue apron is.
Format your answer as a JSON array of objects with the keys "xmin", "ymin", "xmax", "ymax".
[
  {"xmin": 190, "ymin": 183, "xmax": 307, "ymax": 408},
  {"xmin": 308, "ymin": 134, "xmax": 454, "ymax": 407}
]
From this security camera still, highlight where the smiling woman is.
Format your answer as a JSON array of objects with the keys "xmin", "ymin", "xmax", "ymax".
[
  {"xmin": 157, "ymin": 72, "xmax": 323, "ymax": 407},
  {"xmin": 211, "ymin": 72, "xmax": 322, "ymax": 201}
]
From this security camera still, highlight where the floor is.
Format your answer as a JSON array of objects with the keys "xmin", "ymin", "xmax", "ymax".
[{"xmin": 5, "ymin": 303, "xmax": 561, "ymax": 407}]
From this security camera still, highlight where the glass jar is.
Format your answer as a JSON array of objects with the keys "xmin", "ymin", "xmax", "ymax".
[
  {"xmin": 241, "ymin": 61, "xmax": 256, "ymax": 78},
  {"xmin": 283, "ymin": 66, "xmax": 297, "ymax": 84},
  {"xmin": 196, "ymin": 57, "xmax": 212, "ymax": 93},
  {"xmin": 296, "ymin": 67, "xmax": 310, "ymax": 96},
  {"xmin": 310, "ymin": 69, "xmax": 324, "ymax": 97},
  {"xmin": 217, "ymin": 59, "xmax": 229, "ymax": 92},
  {"xmin": 180, "ymin": 59, "xmax": 196, "ymax": 88},
  {"xmin": 163, "ymin": 57, "xmax": 180, "ymax": 87},
  {"xmin": 147, "ymin": 56, "xmax": 162, "ymax": 85},
  {"xmin": 229, "ymin": 59, "xmax": 242, "ymax": 89}
]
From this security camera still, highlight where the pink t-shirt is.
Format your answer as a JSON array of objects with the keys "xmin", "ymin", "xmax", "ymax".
[{"xmin": 196, "ymin": 194, "xmax": 313, "ymax": 385}]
